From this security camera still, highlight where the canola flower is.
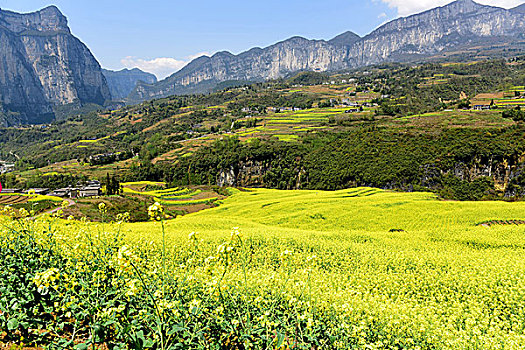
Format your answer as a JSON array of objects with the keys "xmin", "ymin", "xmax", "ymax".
[
  {"xmin": 4, "ymin": 188, "xmax": 525, "ymax": 348},
  {"xmin": 148, "ymin": 202, "xmax": 164, "ymax": 221},
  {"xmin": 113, "ymin": 245, "xmax": 140, "ymax": 273},
  {"xmin": 18, "ymin": 208, "xmax": 29, "ymax": 218},
  {"xmin": 98, "ymin": 202, "xmax": 107, "ymax": 214},
  {"xmin": 33, "ymin": 268, "xmax": 60, "ymax": 295}
]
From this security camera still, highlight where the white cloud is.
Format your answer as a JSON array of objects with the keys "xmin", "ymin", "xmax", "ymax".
[
  {"xmin": 378, "ymin": 0, "xmax": 524, "ymax": 16},
  {"xmin": 378, "ymin": 12, "xmax": 388, "ymax": 18},
  {"xmin": 121, "ymin": 52, "xmax": 211, "ymax": 80},
  {"xmin": 186, "ymin": 52, "xmax": 211, "ymax": 61}
]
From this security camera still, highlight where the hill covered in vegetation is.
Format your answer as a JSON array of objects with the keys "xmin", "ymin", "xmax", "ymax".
[{"xmin": 1, "ymin": 57, "xmax": 525, "ymax": 200}]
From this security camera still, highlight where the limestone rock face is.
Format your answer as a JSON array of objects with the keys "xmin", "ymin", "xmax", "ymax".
[
  {"xmin": 130, "ymin": 0, "xmax": 525, "ymax": 102},
  {"xmin": 0, "ymin": 6, "xmax": 110, "ymax": 125},
  {"xmin": 102, "ymin": 68, "xmax": 157, "ymax": 100},
  {"xmin": 351, "ymin": 0, "xmax": 525, "ymax": 66},
  {"xmin": 128, "ymin": 37, "xmax": 351, "ymax": 102}
]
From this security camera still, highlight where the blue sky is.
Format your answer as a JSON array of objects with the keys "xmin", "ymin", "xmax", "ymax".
[{"xmin": 1, "ymin": 0, "xmax": 523, "ymax": 79}]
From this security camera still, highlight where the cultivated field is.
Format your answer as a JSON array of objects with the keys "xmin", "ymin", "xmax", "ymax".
[{"xmin": 2, "ymin": 187, "xmax": 525, "ymax": 348}]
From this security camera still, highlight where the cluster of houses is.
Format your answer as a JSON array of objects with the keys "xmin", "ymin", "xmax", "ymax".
[
  {"xmin": 49, "ymin": 181, "xmax": 102, "ymax": 198},
  {"xmin": 1, "ymin": 180, "xmax": 102, "ymax": 198},
  {"xmin": 322, "ymin": 78, "xmax": 358, "ymax": 85},
  {"xmin": 0, "ymin": 162, "xmax": 15, "ymax": 174},
  {"xmin": 267, "ymin": 107, "xmax": 303, "ymax": 113},
  {"xmin": 340, "ymin": 99, "xmax": 377, "ymax": 113},
  {"xmin": 472, "ymin": 105, "xmax": 492, "ymax": 111},
  {"xmin": 341, "ymin": 99, "xmax": 374, "ymax": 108}
]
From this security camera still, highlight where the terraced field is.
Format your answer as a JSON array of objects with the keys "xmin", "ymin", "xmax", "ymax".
[
  {"xmin": 0, "ymin": 195, "xmax": 28, "ymax": 205},
  {"xmin": 121, "ymin": 182, "xmax": 226, "ymax": 213}
]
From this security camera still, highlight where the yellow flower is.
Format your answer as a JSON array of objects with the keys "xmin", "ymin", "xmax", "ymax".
[
  {"xmin": 148, "ymin": 202, "xmax": 164, "ymax": 221},
  {"xmin": 34, "ymin": 268, "xmax": 60, "ymax": 295},
  {"xmin": 230, "ymin": 227, "xmax": 242, "ymax": 239},
  {"xmin": 98, "ymin": 202, "xmax": 107, "ymax": 214},
  {"xmin": 18, "ymin": 208, "xmax": 30, "ymax": 218},
  {"xmin": 116, "ymin": 212, "xmax": 130, "ymax": 223},
  {"xmin": 125, "ymin": 279, "xmax": 141, "ymax": 297},
  {"xmin": 2, "ymin": 206, "xmax": 16, "ymax": 217},
  {"xmin": 281, "ymin": 249, "xmax": 293, "ymax": 257},
  {"xmin": 114, "ymin": 245, "xmax": 140, "ymax": 272}
]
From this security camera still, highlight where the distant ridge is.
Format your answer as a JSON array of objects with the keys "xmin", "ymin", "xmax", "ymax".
[
  {"xmin": 102, "ymin": 68, "xmax": 157, "ymax": 100},
  {"xmin": 328, "ymin": 31, "xmax": 361, "ymax": 47},
  {"xmin": 129, "ymin": 0, "xmax": 525, "ymax": 102}
]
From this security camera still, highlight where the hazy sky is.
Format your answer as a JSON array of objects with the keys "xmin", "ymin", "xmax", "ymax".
[{"xmin": 1, "ymin": 0, "xmax": 523, "ymax": 79}]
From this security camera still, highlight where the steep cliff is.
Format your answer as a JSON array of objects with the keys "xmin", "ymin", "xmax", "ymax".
[
  {"xmin": 130, "ymin": 0, "xmax": 525, "ymax": 102},
  {"xmin": 349, "ymin": 0, "xmax": 525, "ymax": 67},
  {"xmin": 0, "ymin": 6, "xmax": 110, "ymax": 125},
  {"xmin": 102, "ymin": 68, "xmax": 157, "ymax": 100},
  {"xmin": 128, "ymin": 36, "xmax": 350, "ymax": 102}
]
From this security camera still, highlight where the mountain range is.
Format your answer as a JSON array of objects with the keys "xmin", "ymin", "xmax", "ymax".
[
  {"xmin": 0, "ymin": 6, "xmax": 158, "ymax": 125},
  {"xmin": 129, "ymin": 0, "xmax": 525, "ymax": 102},
  {"xmin": 0, "ymin": 0, "xmax": 524, "ymax": 125}
]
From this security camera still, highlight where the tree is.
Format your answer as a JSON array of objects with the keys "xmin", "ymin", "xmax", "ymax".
[{"xmin": 104, "ymin": 173, "xmax": 121, "ymax": 195}]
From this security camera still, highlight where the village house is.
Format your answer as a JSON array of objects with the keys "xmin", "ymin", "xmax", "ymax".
[
  {"xmin": 49, "ymin": 187, "xmax": 79, "ymax": 198},
  {"xmin": 79, "ymin": 185, "xmax": 101, "ymax": 198},
  {"xmin": 48, "ymin": 180, "xmax": 101, "ymax": 198},
  {"xmin": 473, "ymin": 105, "xmax": 491, "ymax": 111},
  {"xmin": 0, "ymin": 162, "xmax": 15, "ymax": 174},
  {"xmin": 1, "ymin": 188, "xmax": 22, "ymax": 194}
]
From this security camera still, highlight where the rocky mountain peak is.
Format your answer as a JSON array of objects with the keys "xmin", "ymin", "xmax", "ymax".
[
  {"xmin": 512, "ymin": 3, "xmax": 525, "ymax": 14},
  {"xmin": 0, "ymin": 6, "xmax": 110, "ymax": 125},
  {"xmin": 329, "ymin": 31, "xmax": 361, "ymax": 47},
  {"xmin": 444, "ymin": 0, "xmax": 488, "ymax": 12},
  {"xmin": 0, "ymin": 6, "xmax": 69, "ymax": 34}
]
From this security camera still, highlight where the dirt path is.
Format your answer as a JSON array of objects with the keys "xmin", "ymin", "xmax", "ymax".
[{"xmin": 38, "ymin": 198, "xmax": 75, "ymax": 217}]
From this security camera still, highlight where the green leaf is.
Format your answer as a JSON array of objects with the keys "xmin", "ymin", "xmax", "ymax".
[
  {"xmin": 7, "ymin": 318, "xmax": 18, "ymax": 330},
  {"xmin": 74, "ymin": 343, "xmax": 88, "ymax": 350},
  {"xmin": 275, "ymin": 331, "xmax": 285, "ymax": 348}
]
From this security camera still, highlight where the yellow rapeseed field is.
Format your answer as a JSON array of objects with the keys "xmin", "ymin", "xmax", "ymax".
[{"xmin": 3, "ymin": 187, "xmax": 525, "ymax": 349}]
